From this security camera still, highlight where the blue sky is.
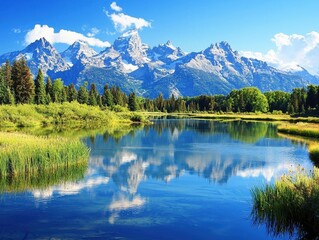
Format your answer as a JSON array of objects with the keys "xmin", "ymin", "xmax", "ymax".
[{"xmin": 1, "ymin": 0, "xmax": 319, "ymax": 73}]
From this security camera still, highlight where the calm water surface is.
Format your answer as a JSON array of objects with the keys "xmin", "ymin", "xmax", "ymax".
[{"xmin": 0, "ymin": 120, "xmax": 314, "ymax": 239}]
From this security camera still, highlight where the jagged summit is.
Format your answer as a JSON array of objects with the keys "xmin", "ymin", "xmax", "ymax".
[
  {"xmin": 0, "ymin": 37, "xmax": 69, "ymax": 75},
  {"xmin": 61, "ymin": 40, "xmax": 97, "ymax": 66},
  {"xmin": 112, "ymin": 30, "xmax": 149, "ymax": 65},
  {"xmin": 0, "ymin": 33, "xmax": 318, "ymax": 98},
  {"xmin": 25, "ymin": 37, "xmax": 52, "ymax": 50}
]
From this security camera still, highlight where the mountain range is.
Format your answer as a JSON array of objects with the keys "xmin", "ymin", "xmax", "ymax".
[{"xmin": 1, "ymin": 30, "xmax": 318, "ymax": 98}]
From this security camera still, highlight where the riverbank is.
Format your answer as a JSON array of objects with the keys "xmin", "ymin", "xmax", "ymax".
[
  {"xmin": 0, "ymin": 102, "xmax": 148, "ymax": 128},
  {"xmin": 141, "ymin": 111, "xmax": 319, "ymax": 123}
]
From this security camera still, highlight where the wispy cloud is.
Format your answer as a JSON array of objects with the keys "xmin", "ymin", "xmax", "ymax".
[
  {"xmin": 12, "ymin": 28, "xmax": 21, "ymax": 34},
  {"xmin": 87, "ymin": 27, "xmax": 100, "ymax": 37},
  {"xmin": 110, "ymin": 2, "xmax": 122, "ymax": 12},
  {"xmin": 241, "ymin": 31, "xmax": 319, "ymax": 75},
  {"xmin": 105, "ymin": 2, "xmax": 151, "ymax": 32},
  {"xmin": 25, "ymin": 24, "xmax": 110, "ymax": 48}
]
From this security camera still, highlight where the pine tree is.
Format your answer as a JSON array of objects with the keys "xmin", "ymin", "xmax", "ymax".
[
  {"xmin": 67, "ymin": 83, "xmax": 77, "ymax": 102},
  {"xmin": 11, "ymin": 57, "xmax": 35, "ymax": 104},
  {"xmin": 45, "ymin": 76, "xmax": 53, "ymax": 102},
  {"xmin": 6, "ymin": 88, "xmax": 15, "ymax": 105},
  {"xmin": 102, "ymin": 85, "xmax": 114, "ymax": 107},
  {"xmin": 77, "ymin": 82, "xmax": 89, "ymax": 104},
  {"xmin": 34, "ymin": 69, "xmax": 46, "ymax": 104},
  {"xmin": 88, "ymin": 83, "xmax": 99, "ymax": 106},
  {"xmin": 0, "ymin": 73, "xmax": 7, "ymax": 104},
  {"xmin": 4, "ymin": 60, "xmax": 13, "ymax": 91},
  {"xmin": 62, "ymin": 86, "xmax": 67, "ymax": 102},
  {"xmin": 52, "ymin": 78, "xmax": 64, "ymax": 103},
  {"xmin": 128, "ymin": 92, "xmax": 138, "ymax": 111}
]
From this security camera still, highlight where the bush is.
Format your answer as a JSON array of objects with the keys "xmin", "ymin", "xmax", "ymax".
[{"xmin": 130, "ymin": 113, "xmax": 145, "ymax": 122}]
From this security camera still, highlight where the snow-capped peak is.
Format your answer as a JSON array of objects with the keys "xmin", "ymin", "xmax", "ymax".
[
  {"xmin": 25, "ymin": 37, "xmax": 53, "ymax": 52},
  {"xmin": 113, "ymin": 30, "xmax": 149, "ymax": 65},
  {"xmin": 61, "ymin": 40, "xmax": 97, "ymax": 66}
]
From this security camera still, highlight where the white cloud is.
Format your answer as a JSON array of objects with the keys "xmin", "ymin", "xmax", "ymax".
[
  {"xmin": 241, "ymin": 31, "xmax": 319, "ymax": 75},
  {"xmin": 110, "ymin": 2, "xmax": 122, "ymax": 12},
  {"xmin": 32, "ymin": 176, "xmax": 110, "ymax": 200},
  {"xmin": 25, "ymin": 24, "xmax": 110, "ymax": 48},
  {"xmin": 107, "ymin": 12, "xmax": 151, "ymax": 32},
  {"xmin": 106, "ymin": 2, "xmax": 151, "ymax": 32},
  {"xmin": 87, "ymin": 27, "xmax": 100, "ymax": 37}
]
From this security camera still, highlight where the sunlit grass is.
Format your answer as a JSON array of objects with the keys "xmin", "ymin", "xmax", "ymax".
[
  {"xmin": 0, "ymin": 132, "xmax": 89, "ymax": 178},
  {"xmin": 309, "ymin": 144, "xmax": 319, "ymax": 164},
  {"xmin": 0, "ymin": 102, "xmax": 132, "ymax": 128},
  {"xmin": 251, "ymin": 166, "xmax": 319, "ymax": 239},
  {"xmin": 277, "ymin": 122, "xmax": 319, "ymax": 138}
]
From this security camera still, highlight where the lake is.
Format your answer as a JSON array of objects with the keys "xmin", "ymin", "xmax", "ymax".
[{"xmin": 0, "ymin": 119, "xmax": 314, "ymax": 239}]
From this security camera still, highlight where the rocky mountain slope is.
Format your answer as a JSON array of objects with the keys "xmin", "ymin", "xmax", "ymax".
[{"xmin": 1, "ymin": 31, "xmax": 318, "ymax": 98}]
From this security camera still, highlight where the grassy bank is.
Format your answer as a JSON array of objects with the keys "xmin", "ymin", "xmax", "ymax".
[
  {"xmin": 0, "ymin": 132, "xmax": 89, "ymax": 178},
  {"xmin": 142, "ymin": 111, "xmax": 319, "ymax": 123},
  {"xmin": 251, "ymin": 166, "xmax": 319, "ymax": 239},
  {"xmin": 277, "ymin": 122, "xmax": 319, "ymax": 138},
  {"xmin": 0, "ymin": 102, "xmax": 148, "ymax": 128}
]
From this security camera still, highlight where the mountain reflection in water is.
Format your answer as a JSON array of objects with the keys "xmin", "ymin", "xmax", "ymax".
[{"xmin": 1, "ymin": 119, "xmax": 312, "ymax": 240}]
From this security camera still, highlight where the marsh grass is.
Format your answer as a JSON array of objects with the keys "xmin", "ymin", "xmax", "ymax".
[
  {"xmin": 277, "ymin": 122, "xmax": 319, "ymax": 138},
  {"xmin": 251, "ymin": 166, "xmax": 319, "ymax": 239},
  {"xmin": 0, "ymin": 132, "xmax": 89, "ymax": 178}
]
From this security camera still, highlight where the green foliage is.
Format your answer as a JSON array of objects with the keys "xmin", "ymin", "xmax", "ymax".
[
  {"xmin": 52, "ymin": 78, "xmax": 64, "ymax": 103},
  {"xmin": 0, "ymin": 102, "xmax": 129, "ymax": 128},
  {"xmin": 265, "ymin": 91, "xmax": 290, "ymax": 113},
  {"xmin": 45, "ymin": 76, "xmax": 53, "ymax": 101},
  {"xmin": 11, "ymin": 57, "xmax": 35, "ymax": 104},
  {"xmin": 129, "ymin": 113, "xmax": 145, "ymax": 122},
  {"xmin": 3, "ymin": 60, "xmax": 13, "ymax": 91},
  {"xmin": 128, "ymin": 92, "xmax": 138, "ymax": 111},
  {"xmin": 67, "ymin": 83, "xmax": 77, "ymax": 102},
  {"xmin": 88, "ymin": 83, "xmax": 99, "ymax": 106},
  {"xmin": 289, "ymin": 87, "xmax": 307, "ymax": 114},
  {"xmin": 34, "ymin": 69, "xmax": 46, "ymax": 104},
  {"xmin": 102, "ymin": 84, "xmax": 114, "ymax": 107},
  {"xmin": 229, "ymin": 87, "xmax": 268, "ymax": 113},
  {"xmin": 0, "ymin": 72, "xmax": 8, "ymax": 104},
  {"xmin": 77, "ymin": 83, "xmax": 89, "ymax": 104},
  {"xmin": 111, "ymin": 86, "xmax": 127, "ymax": 107},
  {"xmin": 306, "ymin": 85, "xmax": 319, "ymax": 109}
]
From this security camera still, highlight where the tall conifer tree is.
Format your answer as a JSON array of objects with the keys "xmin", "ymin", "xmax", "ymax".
[
  {"xmin": 34, "ymin": 69, "xmax": 46, "ymax": 104},
  {"xmin": 11, "ymin": 57, "xmax": 34, "ymax": 104}
]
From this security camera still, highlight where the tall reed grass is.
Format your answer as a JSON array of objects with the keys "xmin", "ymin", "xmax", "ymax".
[
  {"xmin": 251, "ymin": 166, "xmax": 319, "ymax": 239},
  {"xmin": 0, "ymin": 132, "xmax": 89, "ymax": 178}
]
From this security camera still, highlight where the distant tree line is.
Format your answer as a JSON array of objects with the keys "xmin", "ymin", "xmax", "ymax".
[{"xmin": 1, "ymin": 57, "xmax": 319, "ymax": 114}]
